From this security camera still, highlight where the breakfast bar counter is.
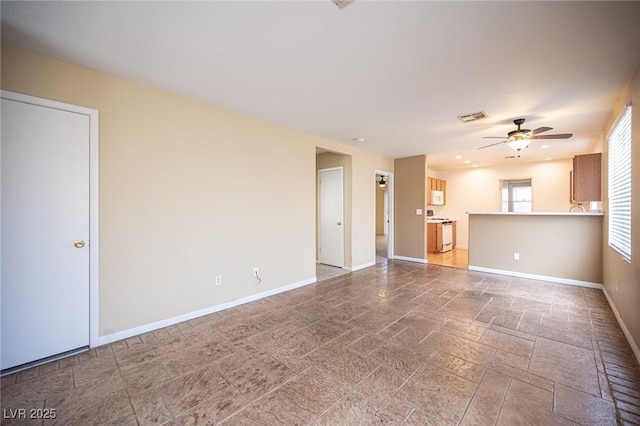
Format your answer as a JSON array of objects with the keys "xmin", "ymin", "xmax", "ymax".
[{"xmin": 467, "ymin": 211, "xmax": 604, "ymax": 286}]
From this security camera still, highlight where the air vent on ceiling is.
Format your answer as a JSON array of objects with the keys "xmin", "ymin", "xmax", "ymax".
[
  {"xmin": 458, "ymin": 111, "xmax": 489, "ymax": 123},
  {"xmin": 332, "ymin": 0, "xmax": 353, "ymax": 9}
]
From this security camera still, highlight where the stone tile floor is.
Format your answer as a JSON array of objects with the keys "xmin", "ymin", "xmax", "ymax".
[{"xmin": 2, "ymin": 261, "xmax": 640, "ymax": 425}]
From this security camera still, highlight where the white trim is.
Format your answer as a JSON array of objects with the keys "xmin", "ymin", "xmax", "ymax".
[
  {"xmin": 1, "ymin": 90, "xmax": 100, "ymax": 349},
  {"xmin": 468, "ymin": 265, "xmax": 602, "ymax": 289},
  {"xmin": 98, "ymin": 277, "xmax": 316, "ymax": 346},
  {"xmin": 394, "ymin": 255, "xmax": 427, "ymax": 264},
  {"xmin": 350, "ymin": 261, "xmax": 376, "ymax": 271},
  {"xmin": 602, "ymin": 286, "xmax": 640, "ymax": 365}
]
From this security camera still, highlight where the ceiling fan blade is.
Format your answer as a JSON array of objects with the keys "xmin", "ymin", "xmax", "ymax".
[
  {"xmin": 531, "ymin": 127, "xmax": 552, "ymax": 135},
  {"xmin": 478, "ymin": 140, "xmax": 506, "ymax": 149},
  {"xmin": 482, "ymin": 136, "xmax": 508, "ymax": 139},
  {"xmin": 533, "ymin": 133, "xmax": 573, "ymax": 139}
]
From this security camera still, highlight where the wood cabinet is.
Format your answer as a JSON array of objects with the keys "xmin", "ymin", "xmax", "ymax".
[
  {"xmin": 427, "ymin": 177, "xmax": 447, "ymax": 205},
  {"xmin": 571, "ymin": 153, "xmax": 601, "ymax": 203},
  {"xmin": 427, "ymin": 221, "xmax": 456, "ymax": 253},
  {"xmin": 427, "ymin": 222, "xmax": 442, "ymax": 253}
]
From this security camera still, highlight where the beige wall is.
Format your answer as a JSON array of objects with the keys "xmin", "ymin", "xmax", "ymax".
[
  {"xmin": 469, "ymin": 213, "xmax": 603, "ymax": 284},
  {"xmin": 435, "ymin": 159, "xmax": 577, "ymax": 248},
  {"xmin": 602, "ymin": 66, "xmax": 640, "ymax": 360},
  {"xmin": 394, "ymin": 155, "xmax": 427, "ymax": 261},
  {"xmin": 1, "ymin": 45, "xmax": 393, "ymax": 336}
]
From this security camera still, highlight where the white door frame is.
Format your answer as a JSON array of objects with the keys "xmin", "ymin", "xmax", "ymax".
[
  {"xmin": 317, "ymin": 166, "xmax": 345, "ymax": 268},
  {"xmin": 374, "ymin": 170, "xmax": 394, "ymax": 259},
  {"xmin": 1, "ymin": 90, "xmax": 100, "ymax": 349}
]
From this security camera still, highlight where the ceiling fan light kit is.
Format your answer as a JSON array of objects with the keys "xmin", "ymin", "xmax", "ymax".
[
  {"xmin": 506, "ymin": 139, "xmax": 531, "ymax": 151},
  {"xmin": 478, "ymin": 118, "xmax": 573, "ymax": 156}
]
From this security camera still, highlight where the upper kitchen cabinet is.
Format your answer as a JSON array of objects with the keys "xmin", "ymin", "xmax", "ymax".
[
  {"xmin": 427, "ymin": 177, "xmax": 447, "ymax": 205},
  {"xmin": 571, "ymin": 153, "xmax": 601, "ymax": 203}
]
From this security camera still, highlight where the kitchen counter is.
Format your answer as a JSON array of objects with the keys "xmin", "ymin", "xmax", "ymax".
[
  {"xmin": 467, "ymin": 211, "xmax": 603, "ymax": 216},
  {"xmin": 467, "ymin": 212, "xmax": 603, "ymax": 286},
  {"xmin": 426, "ymin": 218, "xmax": 457, "ymax": 223}
]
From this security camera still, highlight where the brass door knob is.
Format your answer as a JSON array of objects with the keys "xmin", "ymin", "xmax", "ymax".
[
  {"xmin": 74, "ymin": 240, "xmax": 85, "ymax": 248},
  {"xmin": 337, "ymin": 222, "xmax": 342, "ymax": 226}
]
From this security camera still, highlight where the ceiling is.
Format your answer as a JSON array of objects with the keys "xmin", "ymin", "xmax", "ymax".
[{"xmin": 2, "ymin": 1, "xmax": 640, "ymax": 170}]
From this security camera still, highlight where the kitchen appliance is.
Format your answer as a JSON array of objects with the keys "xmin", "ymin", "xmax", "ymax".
[
  {"xmin": 441, "ymin": 221, "xmax": 453, "ymax": 252},
  {"xmin": 431, "ymin": 190, "xmax": 444, "ymax": 205}
]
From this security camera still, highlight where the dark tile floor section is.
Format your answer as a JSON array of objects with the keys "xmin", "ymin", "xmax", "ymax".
[{"xmin": 2, "ymin": 260, "xmax": 640, "ymax": 425}]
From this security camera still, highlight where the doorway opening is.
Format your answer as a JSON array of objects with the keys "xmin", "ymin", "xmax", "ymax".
[
  {"xmin": 316, "ymin": 149, "xmax": 351, "ymax": 282},
  {"xmin": 375, "ymin": 171, "xmax": 393, "ymax": 263}
]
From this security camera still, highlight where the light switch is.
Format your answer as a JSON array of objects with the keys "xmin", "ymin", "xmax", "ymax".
[{"xmin": 416, "ymin": 209, "xmax": 423, "ymax": 215}]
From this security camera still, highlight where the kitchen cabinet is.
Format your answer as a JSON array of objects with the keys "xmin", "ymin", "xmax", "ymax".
[
  {"xmin": 427, "ymin": 222, "xmax": 442, "ymax": 253},
  {"xmin": 427, "ymin": 220, "xmax": 456, "ymax": 253},
  {"xmin": 427, "ymin": 177, "xmax": 447, "ymax": 205},
  {"xmin": 571, "ymin": 153, "xmax": 601, "ymax": 203}
]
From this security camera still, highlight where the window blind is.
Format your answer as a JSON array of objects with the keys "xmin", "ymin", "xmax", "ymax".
[{"xmin": 608, "ymin": 105, "xmax": 632, "ymax": 261}]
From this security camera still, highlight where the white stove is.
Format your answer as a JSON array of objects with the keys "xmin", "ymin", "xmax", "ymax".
[
  {"xmin": 426, "ymin": 217, "xmax": 452, "ymax": 224},
  {"xmin": 426, "ymin": 217, "xmax": 454, "ymax": 252}
]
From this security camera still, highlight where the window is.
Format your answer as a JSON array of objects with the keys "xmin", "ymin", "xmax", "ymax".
[
  {"xmin": 608, "ymin": 104, "xmax": 632, "ymax": 261},
  {"xmin": 501, "ymin": 179, "xmax": 532, "ymax": 212}
]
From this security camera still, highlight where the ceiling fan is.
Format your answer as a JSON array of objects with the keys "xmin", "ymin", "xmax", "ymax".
[{"xmin": 478, "ymin": 118, "xmax": 573, "ymax": 155}]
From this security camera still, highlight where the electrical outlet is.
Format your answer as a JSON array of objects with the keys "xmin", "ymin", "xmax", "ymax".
[
  {"xmin": 215, "ymin": 275, "xmax": 222, "ymax": 286},
  {"xmin": 513, "ymin": 252, "xmax": 520, "ymax": 261},
  {"xmin": 253, "ymin": 267, "xmax": 260, "ymax": 278}
]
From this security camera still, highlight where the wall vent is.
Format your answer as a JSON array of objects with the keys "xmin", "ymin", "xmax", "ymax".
[
  {"xmin": 458, "ymin": 111, "xmax": 489, "ymax": 123},
  {"xmin": 332, "ymin": 0, "xmax": 353, "ymax": 9}
]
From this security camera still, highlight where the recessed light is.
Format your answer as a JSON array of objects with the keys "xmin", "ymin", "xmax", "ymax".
[
  {"xmin": 472, "ymin": 164, "xmax": 479, "ymax": 168},
  {"xmin": 545, "ymin": 157, "xmax": 553, "ymax": 160},
  {"xmin": 464, "ymin": 160, "xmax": 471, "ymax": 164},
  {"xmin": 541, "ymin": 144, "xmax": 550, "ymax": 149},
  {"xmin": 352, "ymin": 137, "xmax": 366, "ymax": 143},
  {"xmin": 455, "ymin": 155, "xmax": 462, "ymax": 159}
]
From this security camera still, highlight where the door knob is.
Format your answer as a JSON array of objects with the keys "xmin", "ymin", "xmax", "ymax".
[
  {"xmin": 337, "ymin": 222, "xmax": 342, "ymax": 226},
  {"xmin": 74, "ymin": 240, "xmax": 85, "ymax": 248}
]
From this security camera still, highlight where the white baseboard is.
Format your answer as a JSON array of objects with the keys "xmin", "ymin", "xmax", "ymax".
[
  {"xmin": 97, "ymin": 277, "xmax": 317, "ymax": 346},
  {"xmin": 394, "ymin": 255, "xmax": 427, "ymax": 264},
  {"xmin": 602, "ymin": 287, "xmax": 640, "ymax": 365},
  {"xmin": 467, "ymin": 266, "xmax": 603, "ymax": 289},
  {"xmin": 350, "ymin": 261, "xmax": 376, "ymax": 271}
]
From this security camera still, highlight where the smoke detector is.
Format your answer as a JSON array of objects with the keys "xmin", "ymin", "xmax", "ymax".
[
  {"xmin": 458, "ymin": 111, "xmax": 489, "ymax": 123},
  {"xmin": 332, "ymin": 0, "xmax": 353, "ymax": 9}
]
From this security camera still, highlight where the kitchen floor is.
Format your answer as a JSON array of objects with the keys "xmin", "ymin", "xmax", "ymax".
[
  {"xmin": 2, "ymin": 261, "xmax": 639, "ymax": 425},
  {"xmin": 428, "ymin": 247, "xmax": 469, "ymax": 269}
]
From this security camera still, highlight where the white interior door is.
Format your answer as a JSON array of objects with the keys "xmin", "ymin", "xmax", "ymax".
[
  {"xmin": 1, "ymin": 97, "xmax": 91, "ymax": 371},
  {"xmin": 318, "ymin": 167, "xmax": 344, "ymax": 267}
]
